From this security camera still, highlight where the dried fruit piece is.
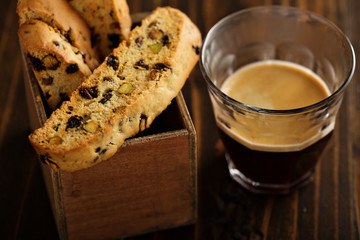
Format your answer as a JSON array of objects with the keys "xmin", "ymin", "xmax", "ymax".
[
  {"xmin": 118, "ymin": 83, "xmax": 134, "ymax": 94},
  {"xmin": 66, "ymin": 64, "xmax": 79, "ymax": 73},
  {"xmin": 79, "ymin": 86, "xmax": 98, "ymax": 99},
  {"xmin": 117, "ymin": 74, "xmax": 125, "ymax": 80},
  {"xmin": 148, "ymin": 69, "xmax": 161, "ymax": 81},
  {"xmin": 192, "ymin": 45, "xmax": 200, "ymax": 55},
  {"xmin": 109, "ymin": 10, "xmax": 115, "ymax": 19},
  {"xmin": 41, "ymin": 76, "xmax": 53, "ymax": 85},
  {"xmin": 134, "ymin": 60, "xmax": 149, "ymax": 70},
  {"xmin": 149, "ymin": 43, "xmax": 162, "ymax": 54},
  {"xmin": 64, "ymin": 28, "xmax": 73, "ymax": 44},
  {"xmin": 83, "ymin": 120, "xmax": 98, "ymax": 133},
  {"xmin": 107, "ymin": 55, "xmax": 119, "ymax": 70},
  {"xmin": 53, "ymin": 41, "xmax": 65, "ymax": 49},
  {"xmin": 28, "ymin": 54, "xmax": 45, "ymax": 71},
  {"xmin": 135, "ymin": 36, "xmax": 143, "ymax": 47},
  {"xmin": 154, "ymin": 63, "xmax": 172, "ymax": 72},
  {"xmin": 49, "ymin": 136, "xmax": 63, "ymax": 144},
  {"xmin": 75, "ymin": 51, "xmax": 86, "ymax": 63},
  {"xmin": 99, "ymin": 91, "xmax": 112, "ymax": 104},
  {"xmin": 103, "ymin": 76, "xmax": 113, "ymax": 82},
  {"xmin": 66, "ymin": 115, "xmax": 84, "ymax": 130},
  {"xmin": 162, "ymin": 35, "xmax": 170, "ymax": 46},
  {"xmin": 45, "ymin": 92, "xmax": 51, "ymax": 99},
  {"xmin": 149, "ymin": 21, "xmax": 158, "ymax": 27},
  {"xmin": 53, "ymin": 124, "xmax": 60, "ymax": 131}
]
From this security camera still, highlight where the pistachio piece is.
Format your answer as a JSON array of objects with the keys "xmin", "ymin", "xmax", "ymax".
[
  {"xmin": 83, "ymin": 120, "xmax": 98, "ymax": 133},
  {"xmin": 118, "ymin": 83, "xmax": 134, "ymax": 94},
  {"xmin": 149, "ymin": 43, "xmax": 162, "ymax": 54},
  {"xmin": 49, "ymin": 136, "xmax": 63, "ymax": 144}
]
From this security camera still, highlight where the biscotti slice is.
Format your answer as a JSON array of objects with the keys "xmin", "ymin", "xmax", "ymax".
[
  {"xmin": 19, "ymin": 20, "xmax": 93, "ymax": 109},
  {"xmin": 29, "ymin": 7, "xmax": 202, "ymax": 172},
  {"xmin": 67, "ymin": 0, "xmax": 131, "ymax": 59},
  {"xmin": 17, "ymin": 0, "xmax": 100, "ymax": 70}
]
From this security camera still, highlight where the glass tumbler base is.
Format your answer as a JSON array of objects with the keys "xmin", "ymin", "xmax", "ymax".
[{"xmin": 226, "ymin": 154, "xmax": 315, "ymax": 194}]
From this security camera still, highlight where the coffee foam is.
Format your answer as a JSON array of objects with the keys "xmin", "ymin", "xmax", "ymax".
[{"xmin": 221, "ymin": 60, "xmax": 331, "ymax": 110}]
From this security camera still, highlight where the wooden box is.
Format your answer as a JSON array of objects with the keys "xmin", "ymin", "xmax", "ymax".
[{"xmin": 21, "ymin": 21, "xmax": 197, "ymax": 240}]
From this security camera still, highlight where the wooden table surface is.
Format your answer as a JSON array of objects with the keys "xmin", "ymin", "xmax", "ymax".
[{"xmin": 1, "ymin": 0, "xmax": 359, "ymax": 239}]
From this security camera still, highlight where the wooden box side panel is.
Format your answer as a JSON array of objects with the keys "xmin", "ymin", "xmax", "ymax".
[{"xmin": 59, "ymin": 133, "xmax": 195, "ymax": 239}]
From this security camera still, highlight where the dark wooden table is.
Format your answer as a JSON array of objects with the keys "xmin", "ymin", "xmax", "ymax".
[{"xmin": 1, "ymin": 0, "xmax": 359, "ymax": 239}]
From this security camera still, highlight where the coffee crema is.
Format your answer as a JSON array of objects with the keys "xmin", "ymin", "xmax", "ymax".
[
  {"xmin": 218, "ymin": 60, "xmax": 333, "ymax": 152},
  {"xmin": 221, "ymin": 60, "xmax": 330, "ymax": 110}
]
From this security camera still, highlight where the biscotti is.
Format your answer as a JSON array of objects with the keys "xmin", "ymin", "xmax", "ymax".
[
  {"xmin": 17, "ymin": 0, "xmax": 100, "ymax": 70},
  {"xmin": 19, "ymin": 20, "xmax": 93, "ymax": 109},
  {"xmin": 68, "ymin": 0, "xmax": 132, "ymax": 59},
  {"xmin": 28, "ymin": 7, "xmax": 202, "ymax": 172}
]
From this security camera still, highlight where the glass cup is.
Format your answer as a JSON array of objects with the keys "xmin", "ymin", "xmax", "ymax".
[{"xmin": 200, "ymin": 6, "xmax": 355, "ymax": 194}]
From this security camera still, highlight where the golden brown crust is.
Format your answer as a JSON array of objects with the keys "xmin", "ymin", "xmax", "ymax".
[
  {"xmin": 17, "ymin": 0, "xmax": 100, "ymax": 70},
  {"xmin": 29, "ymin": 7, "xmax": 202, "ymax": 172},
  {"xmin": 68, "ymin": 0, "xmax": 132, "ymax": 59}
]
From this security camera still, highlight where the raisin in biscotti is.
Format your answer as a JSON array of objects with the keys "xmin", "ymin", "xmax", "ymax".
[
  {"xmin": 19, "ymin": 20, "xmax": 93, "ymax": 109},
  {"xmin": 28, "ymin": 7, "xmax": 202, "ymax": 172},
  {"xmin": 67, "ymin": 0, "xmax": 131, "ymax": 59},
  {"xmin": 17, "ymin": 0, "xmax": 100, "ymax": 70}
]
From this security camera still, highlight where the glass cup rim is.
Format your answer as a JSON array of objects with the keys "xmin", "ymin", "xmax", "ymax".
[{"xmin": 200, "ymin": 5, "xmax": 356, "ymax": 115}]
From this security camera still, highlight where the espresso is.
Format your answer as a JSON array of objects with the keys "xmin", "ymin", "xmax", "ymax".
[
  {"xmin": 218, "ymin": 128, "xmax": 332, "ymax": 188},
  {"xmin": 218, "ymin": 60, "xmax": 333, "ymax": 193}
]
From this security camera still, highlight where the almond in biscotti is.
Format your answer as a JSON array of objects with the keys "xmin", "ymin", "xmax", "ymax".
[{"xmin": 28, "ymin": 7, "xmax": 202, "ymax": 172}]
